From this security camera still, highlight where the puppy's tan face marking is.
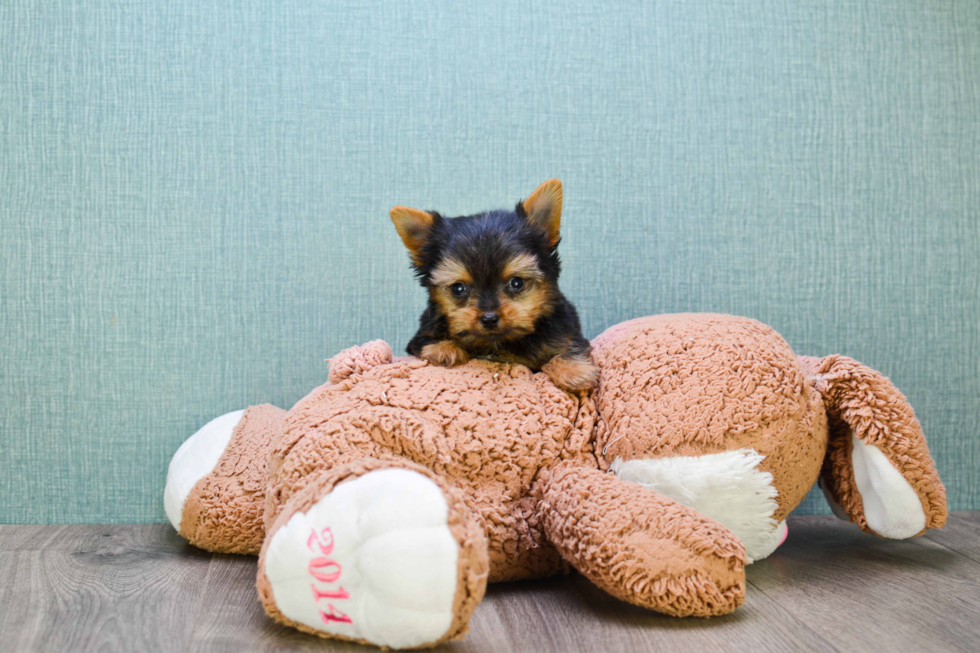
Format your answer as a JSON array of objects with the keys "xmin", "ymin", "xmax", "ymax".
[
  {"xmin": 430, "ymin": 287, "xmax": 481, "ymax": 338},
  {"xmin": 427, "ymin": 252, "xmax": 554, "ymax": 346},
  {"xmin": 429, "ymin": 257, "xmax": 472, "ymax": 288},
  {"xmin": 496, "ymin": 279, "xmax": 554, "ymax": 337},
  {"xmin": 501, "ymin": 252, "xmax": 544, "ymax": 282}
]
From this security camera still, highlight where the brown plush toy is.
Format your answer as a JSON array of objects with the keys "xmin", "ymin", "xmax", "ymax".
[{"xmin": 164, "ymin": 313, "xmax": 947, "ymax": 649}]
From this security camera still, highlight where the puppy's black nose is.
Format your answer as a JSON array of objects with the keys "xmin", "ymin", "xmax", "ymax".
[{"xmin": 480, "ymin": 312, "xmax": 500, "ymax": 329}]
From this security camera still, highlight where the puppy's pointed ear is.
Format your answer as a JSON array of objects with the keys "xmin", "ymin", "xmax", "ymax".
[
  {"xmin": 520, "ymin": 179, "xmax": 563, "ymax": 247},
  {"xmin": 390, "ymin": 206, "xmax": 436, "ymax": 264}
]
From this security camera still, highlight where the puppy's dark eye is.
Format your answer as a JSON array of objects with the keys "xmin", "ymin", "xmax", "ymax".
[
  {"xmin": 508, "ymin": 277, "xmax": 525, "ymax": 292},
  {"xmin": 450, "ymin": 282, "xmax": 468, "ymax": 298}
]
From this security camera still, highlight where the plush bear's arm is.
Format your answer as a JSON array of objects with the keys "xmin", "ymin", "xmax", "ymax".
[
  {"xmin": 537, "ymin": 462, "xmax": 747, "ymax": 617},
  {"xmin": 800, "ymin": 355, "xmax": 948, "ymax": 539}
]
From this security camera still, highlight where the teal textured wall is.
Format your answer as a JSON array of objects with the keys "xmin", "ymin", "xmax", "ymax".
[{"xmin": 2, "ymin": 1, "xmax": 978, "ymax": 523}]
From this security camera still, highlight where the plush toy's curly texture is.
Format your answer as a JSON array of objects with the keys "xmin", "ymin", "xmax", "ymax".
[
  {"xmin": 166, "ymin": 312, "xmax": 949, "ymax": 650},
  {"xmin": 181, "ymin": 403, "xmax": 284, "ymax": 554},
  {"xmin": 800, "ymin": 355, "xmax": 948, "ymax": 535},
  {"xmin": 267, "ymin": 355, "xmax": 595, "ymax": 582},
  {"xmin": 328, "ymin": 340, "xmax": 394, "ymax": 384},
  {"xmin": 591, "ymin": 314, "xmax": 827, "ymax": 520}
]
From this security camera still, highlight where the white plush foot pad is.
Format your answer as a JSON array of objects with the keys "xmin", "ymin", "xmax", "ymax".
[
  {"xmin": 164, "ymin": 409, "xmax": 244, "ymax": 531},
  {"xmin": 264, "ymin": 469, "xmax": 460, "ymax": 649}
]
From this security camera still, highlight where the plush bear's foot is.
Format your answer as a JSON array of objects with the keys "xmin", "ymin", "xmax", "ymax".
[
  {"xmin": 165, "ymin": 404, "xmax": 285, "ymax": 554},
  {"xmin": 164, "ymin": 409, "xmax": 244, "ymax": 531},
  {"xmin": 258, "ymin": 464, "xmax": 488, "ymax": 649}
]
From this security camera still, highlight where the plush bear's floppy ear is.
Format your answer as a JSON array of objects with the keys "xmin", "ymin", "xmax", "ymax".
[
  {"xmin": 800, "ymin": 355, "xmax": 947, "ymax": 538},
  {"xmin": 390, "ymin": 206, "xmax": 436, "ymax": 266},
  {"xmin": 520, "ymin": 179, "xmax": 563, "ymax": 248}
]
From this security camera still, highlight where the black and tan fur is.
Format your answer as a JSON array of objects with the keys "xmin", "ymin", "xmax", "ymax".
[{"xmin": 390, "ymin": 179, "xmax": 598, "ymax": 392}]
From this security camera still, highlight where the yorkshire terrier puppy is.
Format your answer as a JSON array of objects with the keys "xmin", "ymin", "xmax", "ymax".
[{"xmin": 390, "ymin": 179, "xmax": 599, "ymax": 392}]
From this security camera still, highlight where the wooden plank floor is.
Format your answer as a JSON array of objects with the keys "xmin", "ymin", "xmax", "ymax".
[{"xmin": 1, "ymin": 513, "xmax": 977, "ymax": 652}]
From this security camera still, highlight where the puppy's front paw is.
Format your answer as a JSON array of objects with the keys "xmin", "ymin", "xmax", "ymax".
[
  {"xmin": 420, "ymin": 340, "xmax": 471, "ymax": 368},
  {"xmin": 542, "ymin": 354, "xmax": 599, "ymax": 392}
]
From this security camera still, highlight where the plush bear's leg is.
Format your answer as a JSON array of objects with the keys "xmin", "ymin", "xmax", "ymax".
[
  {"xmin": 539, "ymin": 462, "xmax": 747, "ymax": 617},
  {"xmin": 800, "ymin": 355, "xmax": 948, "ymax": 538},
  {"xmin": 164, "ymin": 404, "xmax": 284, "ymax": 554},
  {"xmin": 257, "ymin": 457, "xmax": 489, "ymax": 649}
]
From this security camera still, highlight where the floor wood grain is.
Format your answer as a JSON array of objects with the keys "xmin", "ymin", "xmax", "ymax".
[
  {"xmin": 0, "ymin": 525, "xmax": 212, "ymax": 652},
  {"xmin": 1, "ymin": 514, "xmax": 977, "ymax": 653}
]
